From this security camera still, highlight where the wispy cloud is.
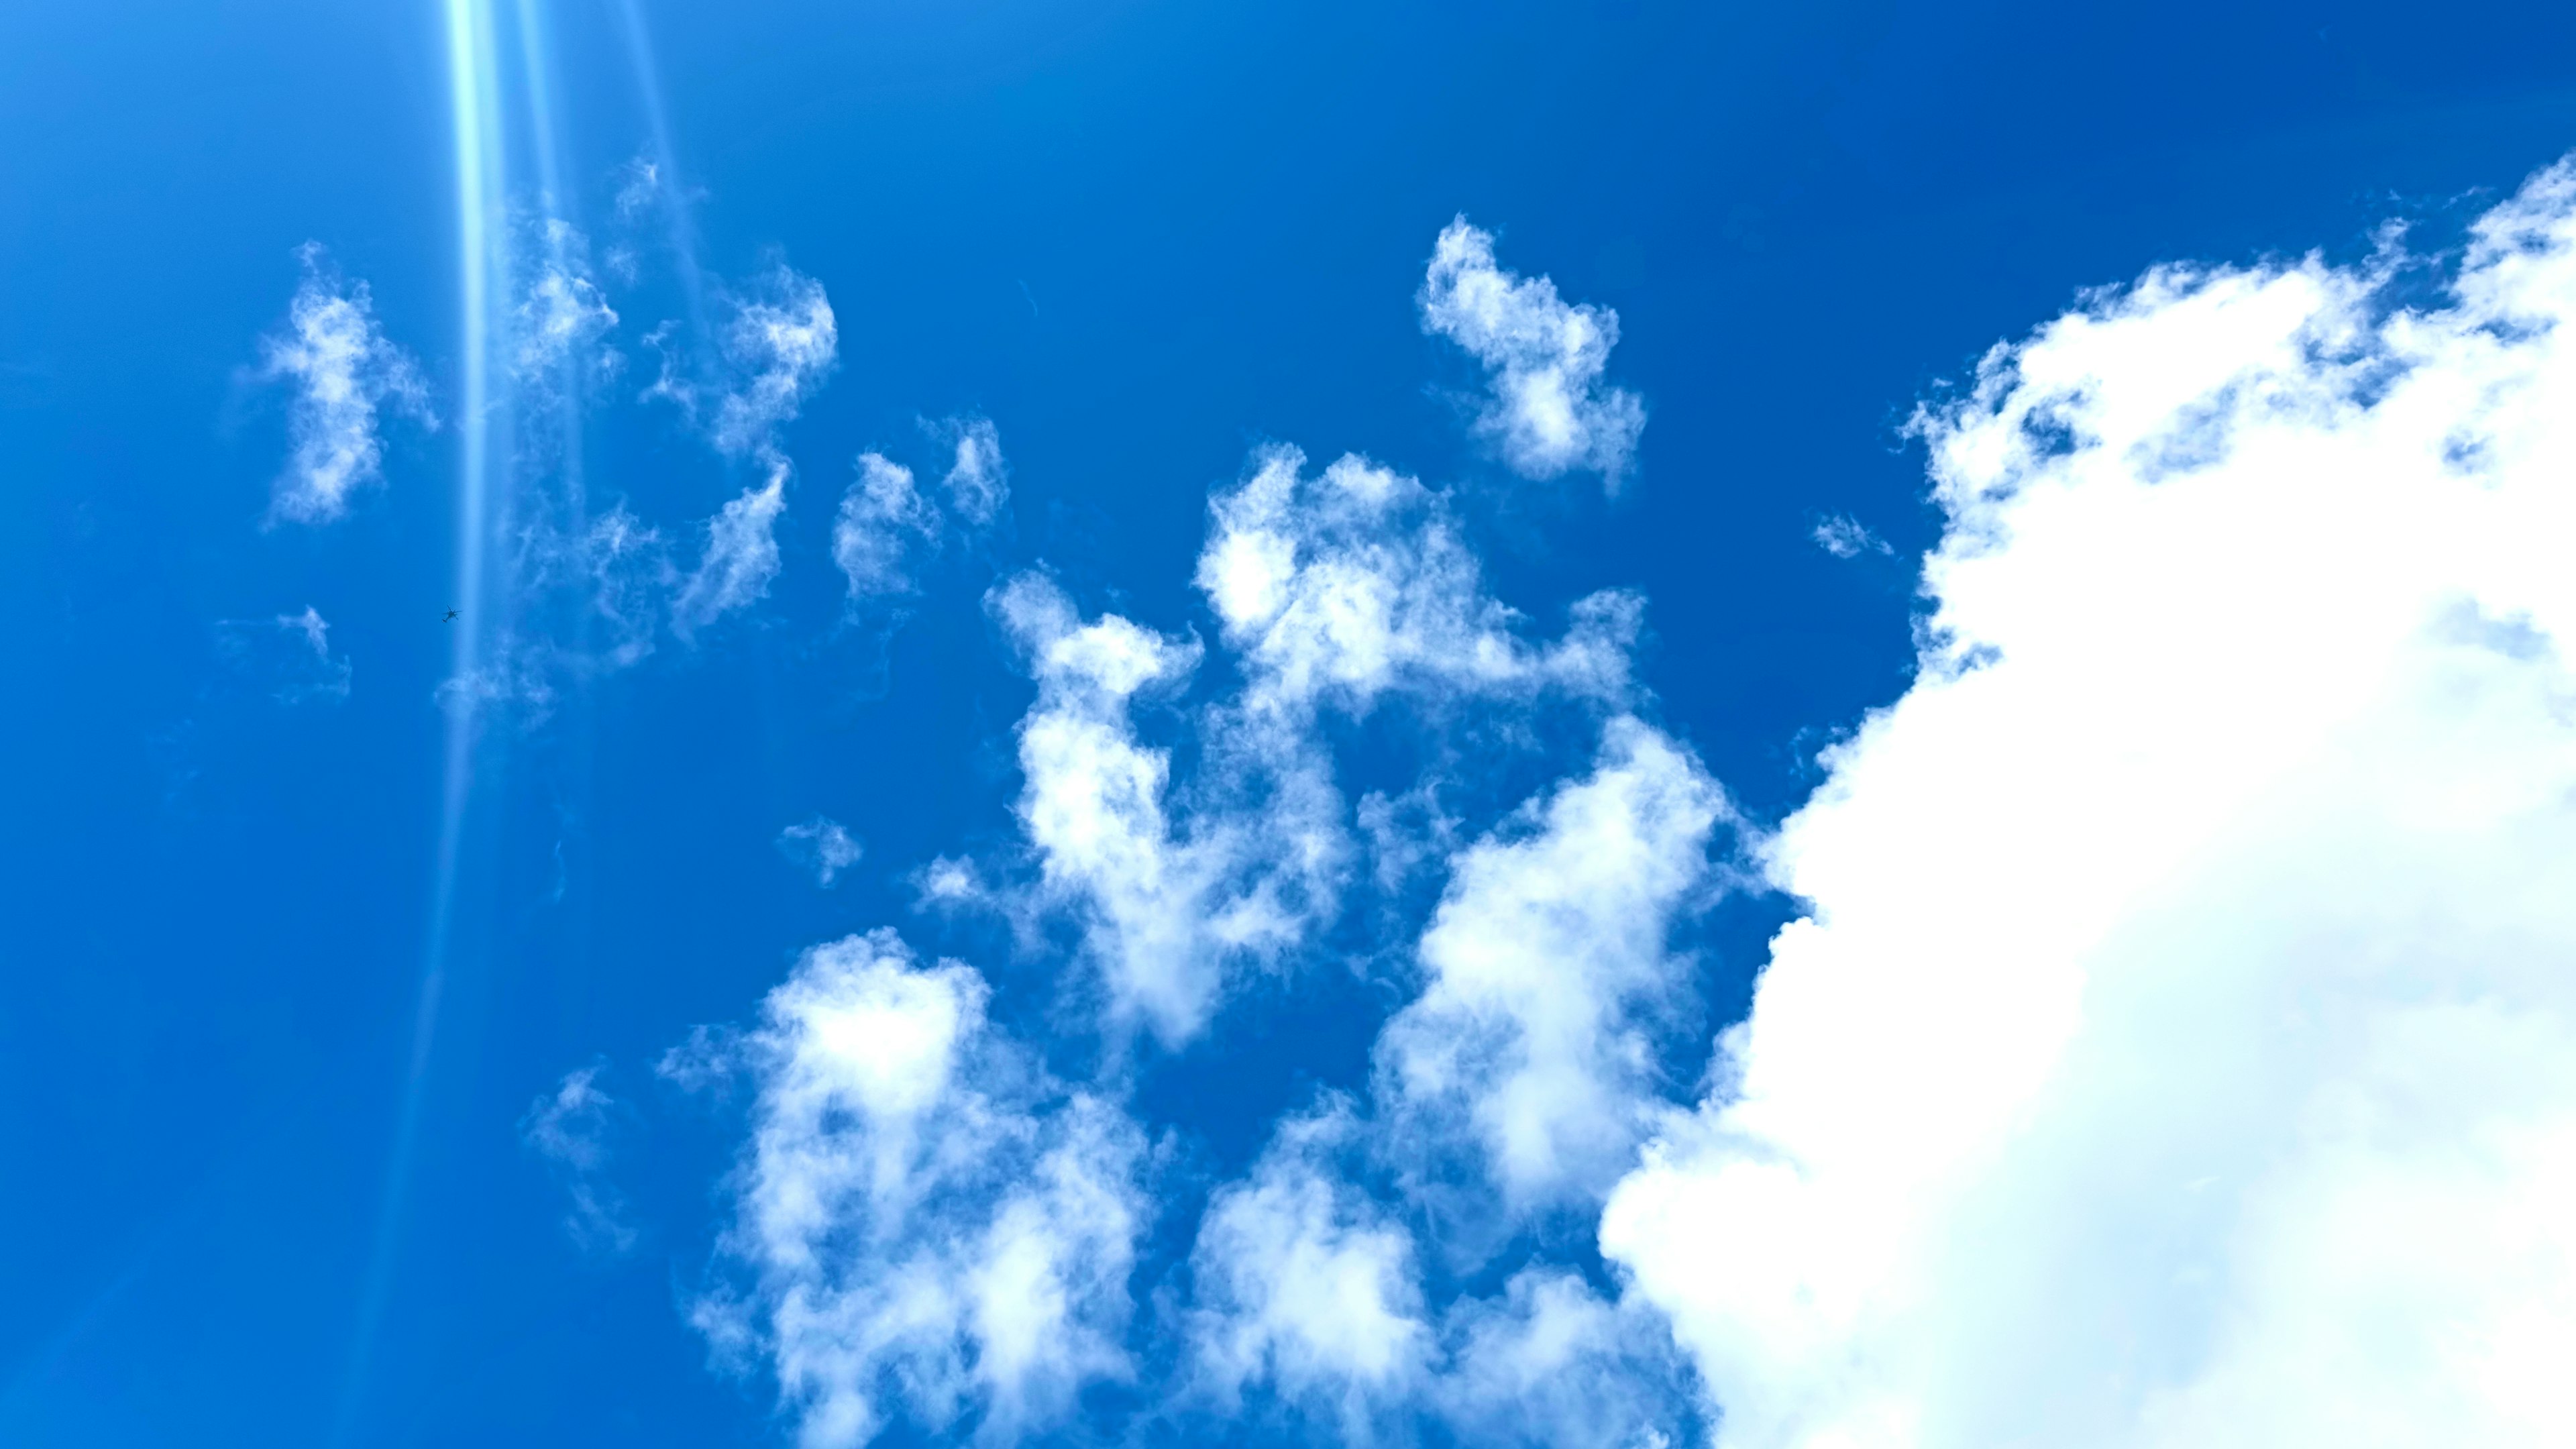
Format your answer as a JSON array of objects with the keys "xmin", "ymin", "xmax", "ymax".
[
  {"xmin": 511, "ymin": 218, "xmax": 621, "ymax": 389},
  {"xmin": 779, "ymin": 816, "xmax": 865, "ymax": 887},
  {"xmin": 1419, "ymin": 220, "xmax": 1644, "ymax": 489},
  {"xmin": 674, "ymin": 464, "xmax": 789, "ymax": 637},
  {"xmin": 833, "ymin": 453, "xmax": 938, "ymax": 600},
  {"xmin": 1809, "ymin": 513, "xmax": 1892, "ymax": 559},
  {"xmin": 931, "ymin": 415, "xmax": 1010, "ymax": 530},
  {"xmin": 521, "ymin": 1064, "xmax": 638, "ymax": 1254},
  {"xmin": 648, "ymin": 264, "xmax": 839, "ymax": 636},
  {"xmin": 255, "ymin": 244, "xmax": 433, "ymax": 525},
  {"xmin": 215, "ymin": 604, "xmax": 352, "ymax": 704}
]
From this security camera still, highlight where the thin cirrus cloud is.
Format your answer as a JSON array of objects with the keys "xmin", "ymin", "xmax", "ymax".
[
  {"xmin": 1601, "ymin": 160, "xmax": 2576, "ymax": 1446},
  {"xmin": 215, "ymin": 605, "xmax": 353, "ymax": 705},
  {"xmin": 1419, "ymin": 218, "xmax": 1644, "ymax": 490},
  {"xmin": 254, "ymin": 244, "xmax": 433, "ymax": 526},
  {"xmin": 651, "ymin": 264, "xmax": 839, "ymax": 637}
]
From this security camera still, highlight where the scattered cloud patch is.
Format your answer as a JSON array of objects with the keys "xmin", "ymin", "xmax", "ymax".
[
  {"xmin": 1379, "ymin": 719, "xmax": 1725, "ymax": 1218},
  {"xmin": 674, "ymin": 466, "xmax": 790, "ymax": 638},
  {"xmin": 780, "ymin": 816, "xmax": 865, "ymax": 887},
  {"xmin": 512, "ymin": 218, "xmax": 621, "ymax": 388},
  {"xmin": 1601, "ymin": 159, "xmax": 2576, "ymax": 1449},
  {"xmin": 1190, "ymin": 1108, "xmax": 1430, "ymax": 1438},
  {"xmin": 215, "ymin": 605, "xmax": 352, "ymax": 704},
  {"xmin": 834, "ymin": 453, "xmax": 938, "ymax": 600},
  {"xmin": 521, "ymin": 1063, "xmax": 638, "ymax": 1254},
  {"xmin": 255, "ymin": 244, "xmax": 433, "ymax": 525},
  {"xmin": 931, "ymin": 415, "xmax": 1010, "ymax": 530},
  {"xmin": 1809, "ymin": 513, "xmax": 1893, "ymax": 559},
  {"xmin": 680, "ymin": 930, "xmax": 1148, "ymax": 1449},
  {"xmin": 1419, "ymin": 219, "xmax": 1643, "ymax": 489}
]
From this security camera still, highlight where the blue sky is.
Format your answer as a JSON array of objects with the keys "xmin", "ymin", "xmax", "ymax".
[{"xmin": 8, "ymin": 3, "xmax": 2576, "ymax": 1446}]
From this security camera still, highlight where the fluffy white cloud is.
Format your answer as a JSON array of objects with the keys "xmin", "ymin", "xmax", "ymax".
[
  {"xmin": 780, "ymin": 816, "xmax": 865, "ymax": 887},
  {"xmin": 1601, "ymin": 160, "xmax": 2576, "ymax": 1449},
  {"xmin": 1190, "ymin": 1107, "xmax": 1432, "ymax": 1435},
  {"xmin": 833, "ymin": 453, "xmax": 938, "ymax": 599},
  {"xmin": 986, "ymin": 445, "xmax": 1653, "ymax": 1047},
  {"xmin": 992, "ymin": 572, "xmax": 1308, "ymax": 1044},
  {"xmin": 683, "ymin": 930, "xmax": 1146, "ymax": 1449},
  {"xmin": 1419, "ymin": 219, "xmax": 1643, "ymax": 488},
  {"xmin": 256, "ymin": 244, "xmax": 432, "ymax": 525},
  {"xmin": 521, "ymin": 1063, "xmax": 637, "ymax": 1254},
  {"xmin": 933, "ymin": 415, "xmax": 1010, "ymax": 530},
  {"xmin": 1379, "ymin": 718, "xmax": 1725, "ymax": 1216},
  {"xmin": 1198, "ymin": 446, "xmax": 1641, "ymax": 717},
  {"xmin": 1189, "ymin": 1106, "xmax": 1694, "ymax": 1448}
]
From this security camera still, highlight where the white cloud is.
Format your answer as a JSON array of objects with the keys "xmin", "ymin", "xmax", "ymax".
[
  {"xmin": 215, "ymin": 604, "xmax": 352, "ymax": 704},
  {"xmin": 1433, "ymin": 1270, "xmax": 1689, "ymax": 1449},
  {"xmin": 256, "ymin": 244, "xmax": 432, "ymax": 525},
  {"xmin": 521, "ymin": 1063, "xmax": 637, "ymax": 1254},
  {"xmin": 674, "ymin": 464, "xmax": 789, "ymax": 637},
  {"xmin": 639, "ymin": 265, "xmax": 836, "ymax": 637},
  {"xmin": 1188, "ymin": 1108, "xmax": 1694, "ymax": 1448},
  {"xmin": 1419, "ymin": 219, "xmax": 1644, "ymax": 488},
  {"xmin": 834, "ymin": 453, "xmax": 938, "ymax": 599},
  {"xmin": 1379, "ymin": 718, "xmax": 1725, "ymax": 1216},
  {"xmin": 991, "ymin": 573, "xmax": 1251, "ymax": 1044},
  {"xmin": 613, "ymin": 156, "xmax": 662, "ymax": 225},
  {"xmin": 512, "ymin": 218, "xmax": 621, "ymax": 387},
  {"xmin": 780, "ymin": 816, "xmax": 865, "ymax": 887},
  {"xmin": 1809, "ymin": 513, "xmax": 1892, "ymax": 559},
  {"xmin": 1198, "ymin": 446, "xmax": 1642, "ymax": 717},
  {"xmin": 1190, "ymin": 1106, "xmax": 1432, "ymax": 1436},
  {"xmin": 682, "ymin": 930, "xmax": 1146, "ymax": 1449},
  {"xmin": 932, "ymin": 415, "xmax": 1010, "ymax": 530},
  {"xmin": 435, "ymin": 633, "xmax": 559, "ymax": 724},
  {"xmin": 1601, "ymin": 159, "xmax": 2576, "ymax": 1449},
  {"xmin": 708, "ymin": 266, "xmax": 839, "ymax": 464}
]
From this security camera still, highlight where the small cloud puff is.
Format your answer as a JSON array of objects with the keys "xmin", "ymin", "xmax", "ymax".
[
  {"xmin": 1420, "ymin": 219, "xmax": 1644, "ymax": 490},
  {"xmin": 1809, "ymin": 513, "xmax": 1894, "ymax": 559},
  {"xmin": 779, "ymin": 816, "xmax": 864, "ymax": 887},
  {"xmin": 256, "ymin": 244, "xmax": 433, "ymax": 525}
]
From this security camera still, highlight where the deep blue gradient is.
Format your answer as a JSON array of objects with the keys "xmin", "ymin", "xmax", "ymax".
[{"xmin": 5, "ymin": 1, "xmax": 2575, "ymax": 1444}]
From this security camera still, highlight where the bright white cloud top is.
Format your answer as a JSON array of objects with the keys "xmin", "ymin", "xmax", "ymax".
[
  {"xmin": 1603, "ymin": 162, "xmax": 2576, "ymax": 1446},
  {"xmin": 626, "ymin": 172, "xmax": 2576, "ymax": 1448},
  {"xmin": 256, "ymin": 245, "xmax": 432, "ymax": 525}
]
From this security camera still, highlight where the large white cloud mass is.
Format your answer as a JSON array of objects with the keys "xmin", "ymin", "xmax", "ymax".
[{"xmin": 1601, "ymin": 162, "xmax": 2576, "ymax": 1447}]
